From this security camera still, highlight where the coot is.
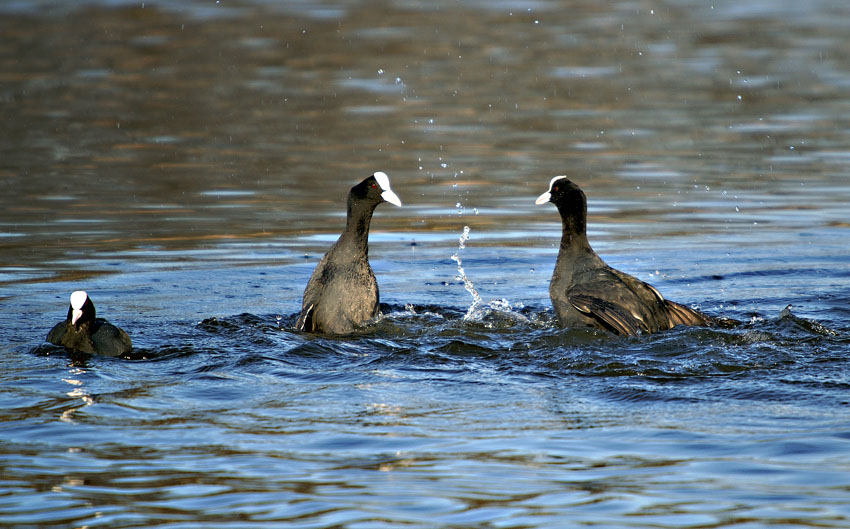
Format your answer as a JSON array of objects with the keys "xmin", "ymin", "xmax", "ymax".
[
  {"xmin": 296, "ymin": 171, "xmax": 402, "ymax": 334},
  {"xmin": 535, "ymin": 176, "xmax": 709, "ymax": 335},
  {"xmin": 47, "ymin": 290, "xmax": 133, "ymax": 356}
]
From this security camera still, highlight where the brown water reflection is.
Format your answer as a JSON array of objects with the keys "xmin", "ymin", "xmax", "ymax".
[{"xmin": 1, "ymin": 0, "xmax": 849, "ymax": 284}]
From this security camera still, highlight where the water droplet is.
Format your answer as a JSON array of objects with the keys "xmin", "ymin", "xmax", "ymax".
[{"xmin": 450, "ymin": 226, "xmax": 482, "ymax": 320}]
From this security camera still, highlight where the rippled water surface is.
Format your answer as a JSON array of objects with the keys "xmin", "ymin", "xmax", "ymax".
[{"xmin": 2, "ymin": 1, "xmax": 850, "ymax": 527}]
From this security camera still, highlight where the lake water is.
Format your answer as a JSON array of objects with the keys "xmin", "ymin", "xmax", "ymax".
[{"xmin": 2, "ymin": 1, "xmax": 850, "ymax": 527}]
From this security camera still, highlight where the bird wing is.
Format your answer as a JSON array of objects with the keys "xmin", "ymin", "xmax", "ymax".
[
  {"xmin": 46, "ymin": 321, "xmax": 68, "ymax": 344},
  {"xmin": 665, "ymin": 299, "xmax": 709, "ymax": 327},
  {"xmin": 605, "ymin": 269, "xmax": 680, "ymax": 331},
  {"xmin": 90, "ymin": 320, "xmax": 133, "ymax": 356},
  {"xmin": 297, "ymin": 251, "xmax": 333, "ymax": 332},
  {"xmin": 617, "ymin": 268, "xmax": 709, "ymax": 328},
  {"xmin": 296, "ymin": 303, "xmax": 315, "ymax": 332},
  {"xmin": 568, "ymin": 293, "xmax": 648, "ymax": 336}
]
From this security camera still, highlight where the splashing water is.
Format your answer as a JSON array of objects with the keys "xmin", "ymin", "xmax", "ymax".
[
  {"xmin": 450, "ymin": 226, "xmax": 482, "ymax": 320},
  {"xmin": 450, "ymin": 227, "xmax": 532, "ymax": 325}
]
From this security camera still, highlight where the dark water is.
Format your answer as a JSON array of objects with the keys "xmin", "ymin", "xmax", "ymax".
[{"xmin": 2, "ymin": 1, "xmax": 850, "ymax": 527}]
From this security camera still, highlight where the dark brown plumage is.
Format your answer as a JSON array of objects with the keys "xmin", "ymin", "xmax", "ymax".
[
  {"xmin": 535, "ymin": 176, "xmax": 709, "ymax": 336},
  {"xmin": 296, "ymin": 172, "xmax": 402, "ymax": 334},
  {"xmin": 47, "ymin": 291, "xmax": 133, "ymax": 356}
]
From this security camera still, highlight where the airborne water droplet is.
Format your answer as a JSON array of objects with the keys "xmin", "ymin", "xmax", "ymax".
[{"xmin": 450, "ymin": 226, "xmax": 482, "ymax": 320}]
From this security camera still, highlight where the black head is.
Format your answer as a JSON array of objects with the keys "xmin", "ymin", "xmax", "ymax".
[
  {"xmin": 66, "ymin": 290, "xmax": 96, "ymax": 328},
  {"xmin": 535, "ymin": 175, "xmax": 588, "ymax": 235},
  {"xmin": 349, "ymin": 171, "xmax": 402, "ymax": 208}
]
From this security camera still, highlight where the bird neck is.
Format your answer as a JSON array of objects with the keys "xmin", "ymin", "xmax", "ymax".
[
  {"xmin": 559, "ymin": 231, "xmax": 591, "ymax": 252},
  {"xmin": 339, "ymin": 199, "xmax": 376, "ymax": 255},
  {"xmin": 556, "ymin": 205, "xmax": 591, "ymax": 252},
  {"xmin": 553, "ymin": 219, "xmax": 598, "ymax": 286}
]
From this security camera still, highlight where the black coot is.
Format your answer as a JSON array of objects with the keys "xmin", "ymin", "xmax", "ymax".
[
  {"xmin": 296, "ymin": 171, "xmax": 402, "ymax": 334},
  {"xmin": 535, "ymin": 176, "xmax": 709, "ymax": 336},
  {"xmin": 47, "ymin": 290, "xmax": 133, "ymax": 356}
]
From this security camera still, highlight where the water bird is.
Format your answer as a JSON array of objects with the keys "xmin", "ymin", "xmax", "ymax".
[
  {"xmin": 296, "ymin": 171, "xmax": 402, "ymax": 334},
  {"xmin": 535, "ymin": 176, "xmax": 709, "ymax": 336},
  {"xmin": 47, "ymin": 290, "xmax": 133, "ymax": 356}
]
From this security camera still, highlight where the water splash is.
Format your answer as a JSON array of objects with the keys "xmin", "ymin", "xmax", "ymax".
[
  {"xmin": 451, "ymin": 226, "xmax": 482, "ymax": 320},
  {"xmin": 449, "ymin": 227, "xmax": 532, "ymax": 325}
]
